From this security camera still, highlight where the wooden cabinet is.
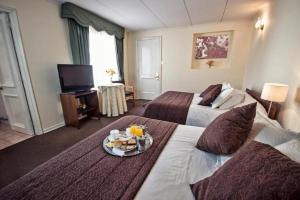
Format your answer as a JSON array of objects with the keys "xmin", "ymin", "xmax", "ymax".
[{"xmin": 60, "ymin": 90, "xmax": 100, "ymax": 128}]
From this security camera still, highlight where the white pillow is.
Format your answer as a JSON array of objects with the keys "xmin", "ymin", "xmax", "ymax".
[
  {"xmin": 211, "ymin": 88, "xmax": 234, "ymax": 109},
  {"xmin": 275, "ymin": 139, "xmax": 300, "ymax": 163},
  {"xmin": 221, "ymin": 82, "xmax": 231, "ymax": 91},
  {"xmin": 219, "ymin": 93, "xmax": 245, "ymax": 110}
]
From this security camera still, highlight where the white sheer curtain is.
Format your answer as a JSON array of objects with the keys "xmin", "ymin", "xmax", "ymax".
[{"xmin": 89, "ymin": 26, "xmax": 120, "ymax": 86}]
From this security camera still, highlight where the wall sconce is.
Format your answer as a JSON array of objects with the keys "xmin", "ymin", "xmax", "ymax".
[{"xmin": 255, "ymin": 17, "xmax": 264, "ymax": 30}]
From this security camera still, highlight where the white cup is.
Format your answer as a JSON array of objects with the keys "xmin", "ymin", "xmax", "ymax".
[
  {"xmin": 125, "ymin": 128, "xmax": 131, "ymax": 137},
  {"xmin": 110, "ymin": 129, "xmax": 120, "ymax": 140}
]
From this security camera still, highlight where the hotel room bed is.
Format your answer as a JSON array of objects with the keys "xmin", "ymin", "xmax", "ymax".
[
  {"xmin": 138, "ymin": 109, "xmax": 300, "ymax": 199},
  {"xmin": 143, "ymin": 90, "xmax": 280, "ymax": 128},
  {"xmin": 0, "ymin": 112, "xmax": 294, "ymax": 200},
  {"xmin": 0, "ymin": 116, "xmax": 221, "ymax": 200},
  {"xmin": 0, "ymin": 116, "xmax": 178, "ymax": 200}
]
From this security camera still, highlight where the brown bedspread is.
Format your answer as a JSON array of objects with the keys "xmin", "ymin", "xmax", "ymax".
[
  {"xmin": 143, "ymin": 91, "xmax": 194, "ymax": 124},
  {"xmin": 0, "ymin": 116, "xmax": 178, "ymax": 200}
]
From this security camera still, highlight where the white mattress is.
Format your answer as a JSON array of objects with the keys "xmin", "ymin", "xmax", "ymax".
[{"xmin": 135, "ymin": 125, "xmax": 222, "ymax": 200}]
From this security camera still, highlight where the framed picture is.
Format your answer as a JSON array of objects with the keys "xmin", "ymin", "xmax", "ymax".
[{"xmin": 191, "ymin": 31, "xmax": 233, "ymax": 69}]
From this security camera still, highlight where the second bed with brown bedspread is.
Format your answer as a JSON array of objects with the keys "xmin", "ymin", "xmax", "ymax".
[{"xmin": 143, "ymin": 91, "xmax": 194, "ymax": 124}]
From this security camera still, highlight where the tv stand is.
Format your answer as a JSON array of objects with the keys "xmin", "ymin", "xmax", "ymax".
[
  {"xmin": 60, "ymin": 90, "xmax": 100, "ymax": 128},
  {"xmin": 74, "ymin": 90, "xmax": 90, "ymax": 94},
  {"xmin": 62, "ymin": 90, "xmax": 92, "ymax": 95}
]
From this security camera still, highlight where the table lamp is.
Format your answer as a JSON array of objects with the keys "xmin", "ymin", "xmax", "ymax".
[{"xmin": 261, "ymin": 83, "xmax": 289, "ymax": 115}]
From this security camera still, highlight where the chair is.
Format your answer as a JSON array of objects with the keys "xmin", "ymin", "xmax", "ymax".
[{"xmin": 112, "ymin": 80, "xmax": 135, "ymax": 106}]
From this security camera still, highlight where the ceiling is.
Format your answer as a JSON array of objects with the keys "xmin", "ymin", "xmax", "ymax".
[{"xmin": 59, "ymin": 0, "xmax": 270, "ymax": 31}]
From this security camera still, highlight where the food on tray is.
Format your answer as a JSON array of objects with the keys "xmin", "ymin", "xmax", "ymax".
[
  {"xmin": 105, "ymin": 137, "xmax": 137, "ymax": 152},
  {"xmin": 113, "ymin": 141, "xmax": 122, "ymax": 148},
  {"xmin": 106, "ymin": 142, "xmax": 113, "ymax": 148},
  {"xmin": 128, "ymin": 138, "xmax": 137, "ymax": 145},
  {"xmin": 126, "ymin": 145, "xmax": 136, "ymax": 151}
]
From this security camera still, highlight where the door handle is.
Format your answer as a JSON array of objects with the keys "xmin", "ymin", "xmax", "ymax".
[{"xmin": 154, "ymin": 72, "xmax": 159, "ymax": 80}]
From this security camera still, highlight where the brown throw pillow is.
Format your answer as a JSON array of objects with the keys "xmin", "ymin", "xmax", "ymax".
[
  {"xmin": 191, "ymin": 141, "xmax": 300, "ymax": 200},
  {"xmin": 196, "ymin": 103, "xmax": 256, "ymax": 154},
  {"xmin": 199, "ymin": 84, "xmax": 222, "ymax": 97},
  {"xmin": 246, "ymin": 88, "xmax": 280, "ymax": 119},
  {"xmin": 199, "ymin": 85, "xmax": 222, "ymax": 106}
]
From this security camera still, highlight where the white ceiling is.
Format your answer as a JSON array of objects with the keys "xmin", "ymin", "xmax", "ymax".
[{"xmin": 59, "ymin": 0, "xmax": 270, "ymax": 31}]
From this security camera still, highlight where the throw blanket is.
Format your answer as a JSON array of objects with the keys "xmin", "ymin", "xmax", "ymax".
[
  {"xmin": 143, "ymin": 91, "xmax": 194, "ymax": 124},
  {"xmin": 0, "ymin": 116, "xmax": 178, "ymax": 200}
]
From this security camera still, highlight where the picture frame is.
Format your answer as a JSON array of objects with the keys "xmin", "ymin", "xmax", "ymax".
[{"xmin": 191, "ymin": 31, "xmax": 233, "ymax": 69}]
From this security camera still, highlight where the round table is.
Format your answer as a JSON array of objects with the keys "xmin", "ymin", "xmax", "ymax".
[{"xmin": 98, "ymin": 83, "xmax": 128, "ymax": 117}]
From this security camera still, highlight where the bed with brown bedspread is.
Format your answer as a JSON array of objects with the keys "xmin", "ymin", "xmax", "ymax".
[
  {"xmin": 0, "ymin": 116, "xmax": 178, "ymax": 200},
  {"xmin": 143, "ymin": 91, "xmax": 194, "ymax": 124}
]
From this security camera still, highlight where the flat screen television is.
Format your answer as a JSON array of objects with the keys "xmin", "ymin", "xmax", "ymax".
[{"xmin": 57, "ymin": 64, "xmax": 94, "ymax": 93}]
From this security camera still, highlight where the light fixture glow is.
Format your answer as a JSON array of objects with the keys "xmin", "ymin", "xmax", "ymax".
[{"xmin": 255, "ymin": 17, "xmax": 264, "ymax": 30}]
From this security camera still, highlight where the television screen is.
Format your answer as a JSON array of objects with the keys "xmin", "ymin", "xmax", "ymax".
[{"xmin": 57, "ymin": 64, "xmax": 94, "ymax": 92}]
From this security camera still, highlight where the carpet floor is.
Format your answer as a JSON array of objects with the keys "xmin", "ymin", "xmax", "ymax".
[{"xmin": 0, "ymin": 100, "xmax": 149, "ymax": 189}]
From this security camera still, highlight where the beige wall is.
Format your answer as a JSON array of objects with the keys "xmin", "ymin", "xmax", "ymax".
[
  {"xmin": 244, "ymin": 0, "xmax": 300, "ymax": 132},
  {"xmin": 126, "ymin": 21, "xmax": 253, "ymax": 94},
  {"xmin": 0, "ymin": 0, "xmax": 72, "ymax": 132}
]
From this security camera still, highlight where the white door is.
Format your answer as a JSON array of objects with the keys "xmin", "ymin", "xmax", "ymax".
[
  {"xmin": 0, "ymin": 13, "xmax": 33, "ymax": 134},
  {"xmin": 136, "ymin": 37, "xmax": 161, "ymax": 100}
]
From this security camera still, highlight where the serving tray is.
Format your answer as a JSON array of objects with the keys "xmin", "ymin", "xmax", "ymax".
[{"xmin": 102, "ymin": 133, "xmax": 153, "ymax": 157}]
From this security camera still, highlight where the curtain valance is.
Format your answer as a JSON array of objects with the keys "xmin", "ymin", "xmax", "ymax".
[{"xmin": 61, "ymin": 2, "xmax": 124, "ymax": 39}]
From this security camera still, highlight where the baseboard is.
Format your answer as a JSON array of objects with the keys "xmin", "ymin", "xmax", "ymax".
[{"xmin": 43, "ymin": 121, "xmax": 65, "ymax": 133}]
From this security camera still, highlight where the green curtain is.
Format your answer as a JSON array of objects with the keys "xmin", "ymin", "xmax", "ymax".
[
  {"xmin": 115, "ymin": 37, "xmax": 124, "ymax": 82},
  {"xmin": 62, "ymin": 2, "xmax": 125, "ymax": 80},
  {"xmin": 68, "ymin": 19, "xmax": 90, "ymax": 64}
]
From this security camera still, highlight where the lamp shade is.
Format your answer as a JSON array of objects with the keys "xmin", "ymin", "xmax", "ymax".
[{"xmin": 261, "ymin": 83, "xmax": 289, "ymax": 102}]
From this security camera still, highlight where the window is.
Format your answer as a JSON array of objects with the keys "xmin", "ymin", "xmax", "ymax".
[{"xmin": 89, "ymin": 26, "xmax": 119, "ymax": 86}]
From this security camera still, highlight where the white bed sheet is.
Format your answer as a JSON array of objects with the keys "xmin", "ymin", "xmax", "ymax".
[
  {"xmin": 135, "ymin": 125, "xmax": 222, "ymax": 200},
  {"xmin": 186, "ymin": 94, "xmax": 225, "ymax": 127}
]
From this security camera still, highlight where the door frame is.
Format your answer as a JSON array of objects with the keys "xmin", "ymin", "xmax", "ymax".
[
  {"xmin": 135, "ymin": 36, "xmax": 162, "ymax": 99},
  {"xmin": 0, "ymin": 5, "xmax": 43, "ymax": 135}
]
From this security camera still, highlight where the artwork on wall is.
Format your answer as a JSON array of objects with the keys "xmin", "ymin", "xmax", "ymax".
[{"xmin": 191, "ymin": 31, "xmax": 233, "ymax": 69}]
